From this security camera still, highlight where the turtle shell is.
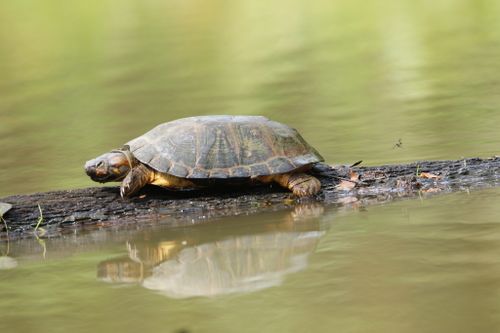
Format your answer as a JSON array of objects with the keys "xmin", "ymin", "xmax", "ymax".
[{"xmin": 125, "ymin": 115, "xmax": 324, "ymax": 179}]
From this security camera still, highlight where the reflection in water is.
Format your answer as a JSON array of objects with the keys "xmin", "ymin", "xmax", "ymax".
[
  {"xmin": 0, "ymin": 256, "xmax": 17, "ymax": 270},
  {"xmin": 0, "ymin": 235, "xmax": 17, "ymax": 270},
  {"xmin": 98, "ymin": 204, "xmax": 327, "ymax": 298}
]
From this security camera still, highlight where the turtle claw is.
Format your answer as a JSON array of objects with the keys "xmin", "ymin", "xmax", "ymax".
[
  {"xmin": 120, "ymin": 185, "xmax": 127, "ymax": 198},
  {"xmin": 120, "ymin": 180, "xmax": 134, "ymax": 198},
  {"xmin": 120, "ymin": 165, "xmax": 151, "ymax": 198}
]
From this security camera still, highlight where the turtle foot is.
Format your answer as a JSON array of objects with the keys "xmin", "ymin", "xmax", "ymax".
[
  {"xmin": 288, "ymin": 173, "xmax": 321, "ymax": 197},
  {"xmin": 120, "ymin": 165, "xmax": 152, "ymax": 198}
]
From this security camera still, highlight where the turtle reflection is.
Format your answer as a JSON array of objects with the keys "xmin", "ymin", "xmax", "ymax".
[{"xmin": 98, "ymin": 204, "xmax": 327, "ymax": 298}]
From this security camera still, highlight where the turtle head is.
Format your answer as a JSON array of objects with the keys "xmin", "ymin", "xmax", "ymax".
[{"xmin": 85, "ymin": 150, "xmax": 133, "ymax": 183}]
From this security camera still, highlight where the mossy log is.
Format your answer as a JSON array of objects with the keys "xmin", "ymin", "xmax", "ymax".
[{"xmin": 1, "ymin": 157, "xmax": 499, "ymax": 239}]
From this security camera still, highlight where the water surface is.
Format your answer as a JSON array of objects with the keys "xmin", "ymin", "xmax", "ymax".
[{"xmin": 2, "ymin": 189, "xmax": 500, "ymax": 333}]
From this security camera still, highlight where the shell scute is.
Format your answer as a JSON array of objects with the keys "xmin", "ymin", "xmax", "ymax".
[
  {"xmin": 169, "ymin": 163, "xmax": 189, "ymax": 178},
  {"xmin": 201, "ymin": 123, "xmax": 239, "ymax": 169},
  {"xmin": 209, "ymin": 169, "xmax": 230, "ymax": 178},
  {"xmin": 190, "ymin": 168, "xmax": 209, "ymax": 178},
  {"xmin": 229, "ymin": 166, "xmax": 251, "ymax": 178},
  {"xmin": 249, "ymin": 163, "xmax": 270, "ymax": 175},
  {"xmin": 268, "ymin": 157, "xmax": 296, "ymax": 174},
  {"xmin": 237, "ymin": 123, "xmax": 274, "ymax": 165}
]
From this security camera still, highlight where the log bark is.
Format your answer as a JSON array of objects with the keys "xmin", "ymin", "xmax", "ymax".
[{"xmin": 1, "ymin": 157, "xmax": 499, "ymax": 239}]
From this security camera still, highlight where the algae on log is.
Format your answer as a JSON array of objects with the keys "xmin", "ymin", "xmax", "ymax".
[{"xmin": 1, "ymin": 157, "xmax": 499, "ymax": 239}]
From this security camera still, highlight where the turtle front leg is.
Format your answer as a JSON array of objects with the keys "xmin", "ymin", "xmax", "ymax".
[
  {"xmin": 120, "ymin": 164, "xmax": 154, "ymax": 198},
  {"xmin": 260, "ymin": 173, "xmax": 321, "ymax": 197}
]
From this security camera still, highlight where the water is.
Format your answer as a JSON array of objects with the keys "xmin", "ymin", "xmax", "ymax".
[
  {"xmin": 2, "ymin": 189, "xmax": 500, "ymax": 333},
  {"xmin": 1, "ymin": 0, "xmax": 500, "ymax": 332}
]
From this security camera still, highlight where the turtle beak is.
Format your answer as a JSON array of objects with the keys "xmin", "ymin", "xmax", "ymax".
[
  {"xmin": 84, "ymin": 160, "xmax": 96, "ymax": 177},
  {"xmin": 84, "ymin": 160, "xmax": 94, "ymax": 172},
  {"xmin": 85, "ymin": 159, "xmax": 109, "ymax": 182}
]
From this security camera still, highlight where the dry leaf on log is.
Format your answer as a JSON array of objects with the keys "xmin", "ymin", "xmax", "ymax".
[{"xmin": 419, "ymin": 172, "xmax": 442, "ymax": 180}]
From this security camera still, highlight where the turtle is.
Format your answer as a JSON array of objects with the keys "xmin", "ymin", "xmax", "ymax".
[{"xmin": 84, "ymin": 115, "xmax": 324, "ymax": 198}]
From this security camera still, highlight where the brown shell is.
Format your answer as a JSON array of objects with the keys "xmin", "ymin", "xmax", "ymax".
[{"xmin": 125, "ymin": 115, "xmax": 324, "ymax": 179}]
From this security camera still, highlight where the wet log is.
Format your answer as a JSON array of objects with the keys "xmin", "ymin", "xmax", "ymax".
[{"xmin": 1, "ymin": 157, "xmax": 499, "ymax": 239}]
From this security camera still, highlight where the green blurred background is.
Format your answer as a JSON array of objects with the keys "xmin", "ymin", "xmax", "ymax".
[{"xmin": 1, "ymin": 0, "xmax": 499, "ymax": 196}]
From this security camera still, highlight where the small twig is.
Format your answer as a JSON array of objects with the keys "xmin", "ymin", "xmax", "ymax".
[
  {"xmin": 0, "ymin": 215, "xmax": 9, "ymax": 256},
  {"xmin": 350, "ymin": 160, "xmax": 363, "ymax": 167},
  {"xmin": 416, "ymin": 165, "xmax": 421, "ymax": 177},
  {"xmin": 34, "ymin": 204, "xmax": 44, "ymax": 231},
  {"xmin": 0, "ymin": 215, "xmax": 7, "ymax": 235},
  {"xmin": 33, "ymin": 204, "xmax": 47, "ymax": 258}
]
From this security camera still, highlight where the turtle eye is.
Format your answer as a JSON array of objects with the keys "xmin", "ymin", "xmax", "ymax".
[{"xmin": 96, "ymin": 161, "xmax": 104, "ymax": 168}]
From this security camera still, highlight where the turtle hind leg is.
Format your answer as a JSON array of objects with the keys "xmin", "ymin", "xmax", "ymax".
[
  {"xmin": 120, "ymin": 164, "xmax": 154, "ymax": 198},
  {"xmin": 261, "ymin": 173, "xmax": 322, "ymax": 197}
]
